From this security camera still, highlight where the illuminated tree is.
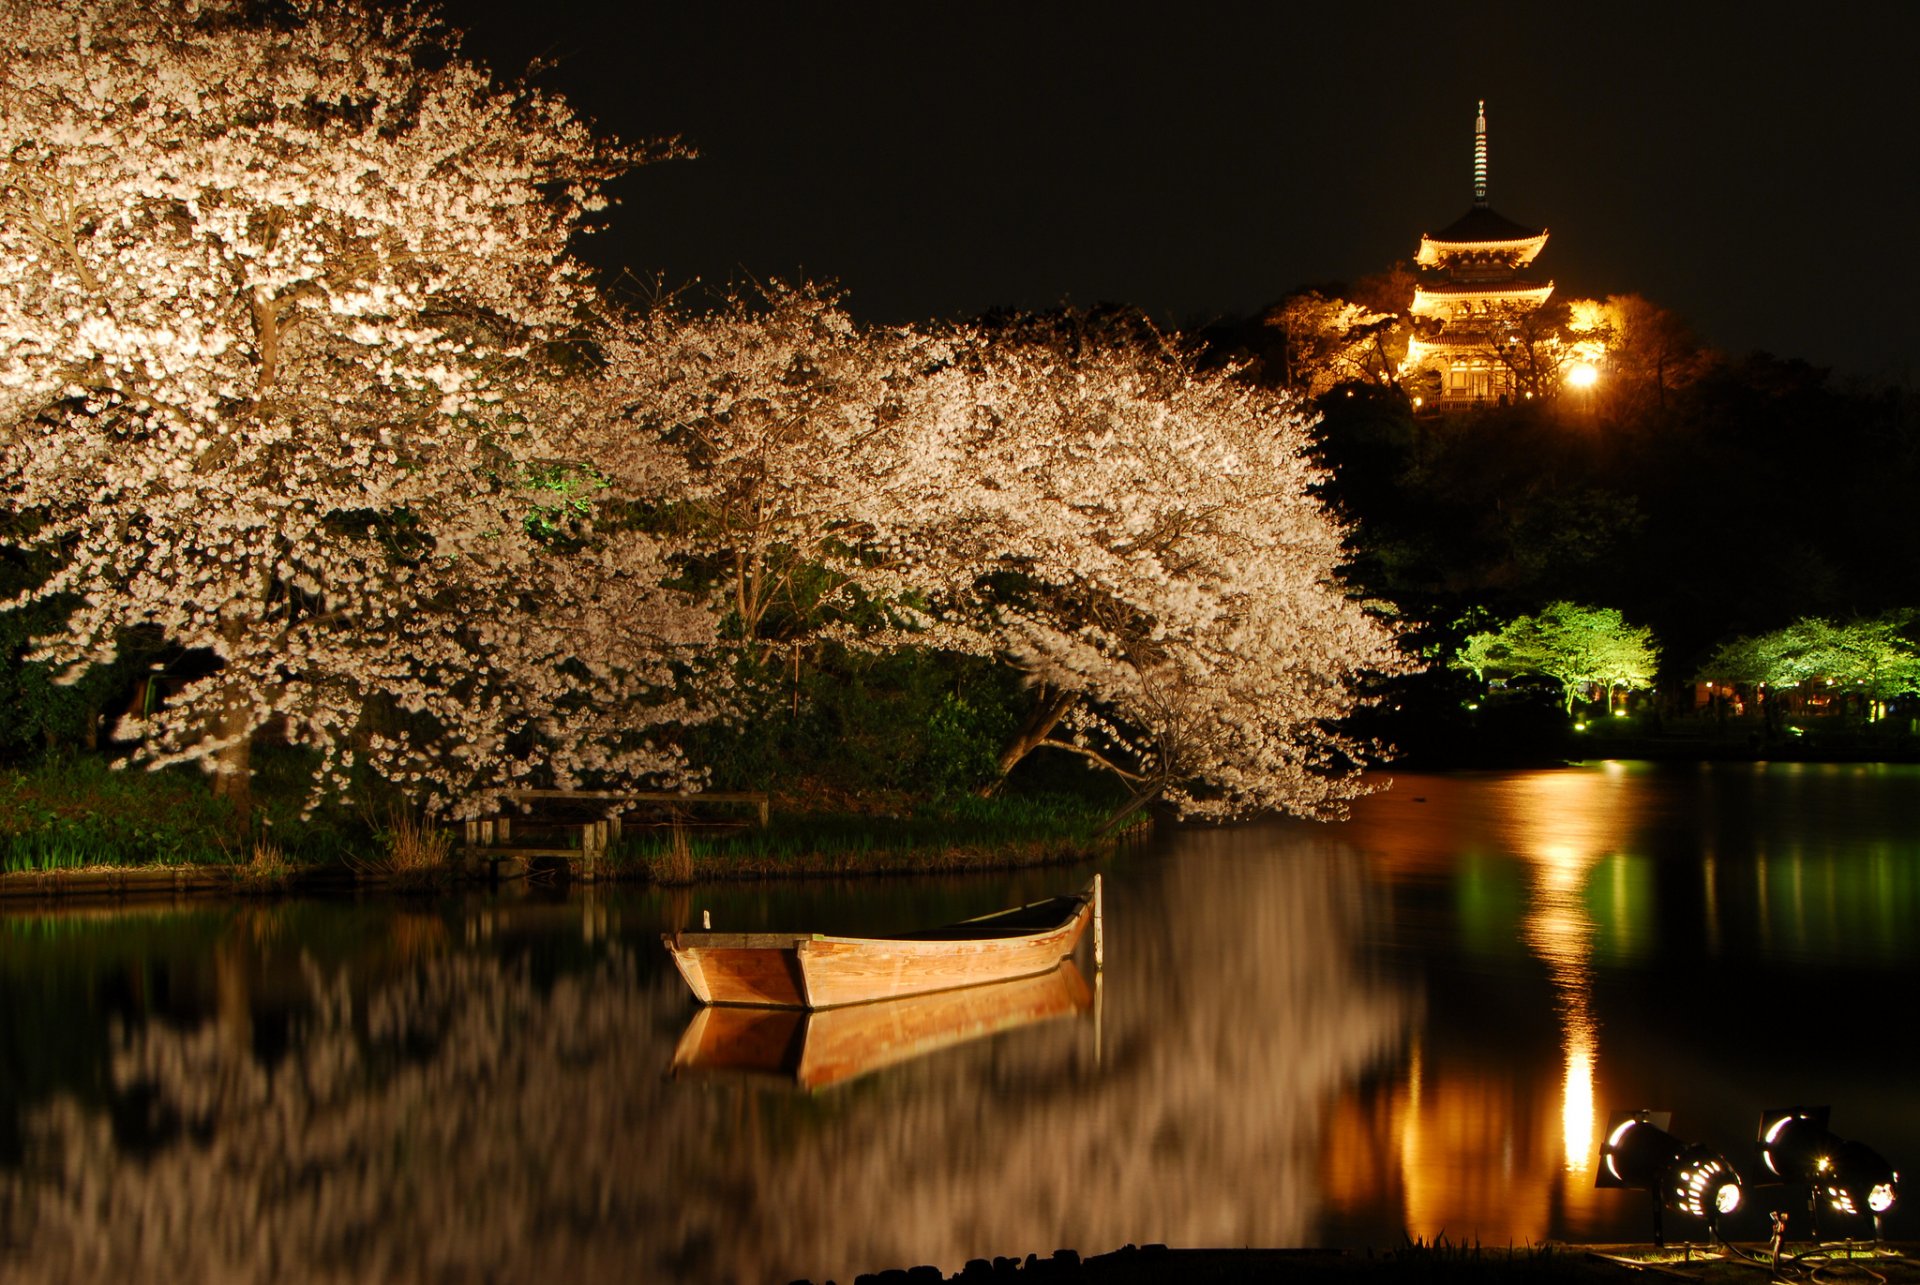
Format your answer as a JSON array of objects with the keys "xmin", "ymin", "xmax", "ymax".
[
  {"xmin": 1474, "ymin": 300, "xmax": 1579, "ymax": 401},
  {"xmin": 913, "ymin": 314, "xmax": 1411, "ymax": 822},
  {"xmin": 1587, "ymin": 293, "xmax": 1707, "ymax": 415},
  {"xmin": 1263, "ymin": 292, "xmax": 1401, "ymax": 396},
  {"xmin": 595, "ymin": 283, "xmax": 940, "ymax": 657},
  {"xmin": 1550, "ymin": 293, "xmax": 1711, "ymax": 422},
  {"xmin": 0, "ymin": 0, "xmax": 708, "ymax": 820},
  {"xmin": 604, "ymin": 298, "xmax": 1409, "ymax": 822},
  {"xmin": 1453, "ymin": 602, "xmax": 1658, "ymax": 713},
  {"xmin": 1698, "ymin": 612, "xmax": 1920, "ymax": 711}
]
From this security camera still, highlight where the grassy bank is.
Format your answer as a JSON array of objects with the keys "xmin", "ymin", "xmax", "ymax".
[
  {"xmin": 0, "ymin": 754, "xmax": 372, "ymax": 875},
  {"xmin": 0, "ymin": 755, "xmax": 1121, "ymax": 895},
  {"xmin": 607, "ymin": 792, "xmax": 1117, "ymax": 884},
  {"xmin": 2, "ymin": 756, "xmax": 244, "ymax": 872}
]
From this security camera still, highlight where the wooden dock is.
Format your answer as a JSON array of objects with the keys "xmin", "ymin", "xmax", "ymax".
[{"xmin": 459, "ymin": 788, "xmax": 770, "ymax": 881}]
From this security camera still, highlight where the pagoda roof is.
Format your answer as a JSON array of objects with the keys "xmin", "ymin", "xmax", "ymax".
[
  {"xmin": 1416, "ymin": 205, "xmax": 1549, "ymax": 267},
  {"xmin": 1430, "ymin": 205, "xmax": 1543, "ymax": 243},
  {"xmin": 1410, "ymin": 280, "xmax": 1555, "ymax": 317}
]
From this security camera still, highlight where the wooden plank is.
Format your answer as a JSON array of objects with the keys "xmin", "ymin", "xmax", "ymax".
[
  {"xmin": 670, "ymin": 931, "xmax": 815, "ymax": 951},
  {"xmin": 673, "ymin": 949, "xmax": 713, "ymax": 1003},
  {"xmin": 473, "ymin": 847, "xmax": 589, "ymax": 860},
  {"xmin": 670, "ymin": 944, "xmax": 809, "ymax": 1006}
]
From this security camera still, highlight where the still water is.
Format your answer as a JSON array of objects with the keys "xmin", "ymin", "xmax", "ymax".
[{"xmin": 3, "ymin": 761, "xmax": 1917, "ymax": 1283}]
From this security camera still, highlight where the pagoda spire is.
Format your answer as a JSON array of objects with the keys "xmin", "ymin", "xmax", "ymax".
[{"xmin": 1473, "ymin": 100, "xmax": 1488, "ymax": 207}]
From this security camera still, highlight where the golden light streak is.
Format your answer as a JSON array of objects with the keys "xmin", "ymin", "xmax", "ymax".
[
  {"xmin": 1562, "ymin": 1030, "xmax": 1595, "ymax": 1175},
  {"xmin": 1506, "ymin": 773, "xmax": 1631, "ymax": 1180}
]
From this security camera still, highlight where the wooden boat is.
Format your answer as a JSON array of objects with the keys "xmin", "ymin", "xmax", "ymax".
[
  {"xmin": 662, "ymin": 876, "xmax": 1101, "ymax": 1009},
  {"xmin": 670, "ymin": 959, "xmax": 1095, "ymax": 1090}
]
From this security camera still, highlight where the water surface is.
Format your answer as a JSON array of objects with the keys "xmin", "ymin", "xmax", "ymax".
[{"xmin": 3, "ymin": 761, "xmax": 1916, "ymax": 1283}]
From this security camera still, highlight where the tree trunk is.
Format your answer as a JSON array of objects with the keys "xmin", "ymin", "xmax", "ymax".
[
  {"xmin": 208, "ymin": 614, "xmax": 255, "ymax": 835},
  {"xmin": 1095, "ymin": 776, "xmax": 1167, "ymax": 839},
  {"xmin": 978, "ymin": 687, "xmax": 1078, "ymax": 797},
  {"xmin": 209, "ymin": 693, "xmax": 255, "ymax": 836}
]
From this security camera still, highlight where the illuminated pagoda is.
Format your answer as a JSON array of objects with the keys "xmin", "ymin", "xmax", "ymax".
[{"xmin": 1405, "ymin": 102, "xmax": 1555, "ymax": 406}]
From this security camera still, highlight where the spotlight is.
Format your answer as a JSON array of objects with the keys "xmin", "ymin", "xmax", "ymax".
[
  {"xmin": 1598, "ymin": 1110, "xmax": 1744, "ymax": 1245},
  {"xmin": 1758, "ymin": 1107, "xmax": 1900, "ymax": 1240}
]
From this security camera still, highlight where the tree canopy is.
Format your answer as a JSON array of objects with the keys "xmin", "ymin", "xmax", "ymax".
[
  {"xmin": 1453, "ymin": 602, "xmax": 1658, "ymax": 712},
  {"xmin": 0, "ymin": 0, "xmax": 707, "ymax": 820},
  {"xmin": 607, "ymin": 295, "xmax": 1413, "ymax": 822},
  {"xmin": 1697, "ymin": 612, "xmax": 1920, "ymax": 703}
]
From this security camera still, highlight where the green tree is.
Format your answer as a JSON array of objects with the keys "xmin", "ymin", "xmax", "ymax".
[
  {"xmin": 1698, "ymin": 612, "xmax": 1920, "ymax": 710},
  {"xmin": 1453, "ymin": 602, "xmax": 1659, "ymax": 714}
]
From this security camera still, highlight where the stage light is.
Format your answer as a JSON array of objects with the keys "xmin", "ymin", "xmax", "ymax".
[
  {"xmin": 1598, "ymin": 1110, "xmax": 1744, "ymax": 1244},
  {"xmin": 1759, "ymin": 1107, "xmax": 1900, "ymax": 1238}
]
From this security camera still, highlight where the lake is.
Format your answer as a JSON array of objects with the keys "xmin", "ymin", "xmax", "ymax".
[{"xmin": 3, "ymin": 760, "xmax": 1916, "ymax": 1283}]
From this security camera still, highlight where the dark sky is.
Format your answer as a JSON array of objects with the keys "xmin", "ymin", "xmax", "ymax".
[{"xmin": 442, "ymin": 1, "xmax": 1919, "ymax": 383}]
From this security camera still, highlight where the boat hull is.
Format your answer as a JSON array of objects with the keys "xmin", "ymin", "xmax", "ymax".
[
  {"xmin": 663, "ymin": 882, "xmax": 1096, "ymax": 1009},
  {"xmin": 670, "ymin": 960, "xmax": 1094, "ymax": 1090}
]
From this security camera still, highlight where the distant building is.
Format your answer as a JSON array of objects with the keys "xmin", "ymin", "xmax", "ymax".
[{"xmin": 1404, "ymin": 103, "xmax": 1556, "ymax": 407}]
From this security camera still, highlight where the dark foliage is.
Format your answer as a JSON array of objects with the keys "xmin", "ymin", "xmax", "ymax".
[{"xmin": 1301, "ymin": 359, "xmax": 1920, "ymax": 681}]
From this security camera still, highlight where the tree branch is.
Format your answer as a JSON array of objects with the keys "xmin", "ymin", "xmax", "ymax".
[{"xmin": 1031, "ymin": 737, "xmax": 1147, "ymax": 782}]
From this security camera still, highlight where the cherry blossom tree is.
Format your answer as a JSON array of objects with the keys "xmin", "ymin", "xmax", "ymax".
[
  {"xmin": 903, "ymin": 313, "xmax": 1411, "ymax": 822},
  {"xmin": 602, "ymin": 296, "xmax": 1406, "ymax": 823},
  {"xmin": 0, "ymin": 0, "xmax": 707, "ymax": 823},
  {"xmin": 595, "ymin": 283, "xmax": 940, "ymax": 657}
]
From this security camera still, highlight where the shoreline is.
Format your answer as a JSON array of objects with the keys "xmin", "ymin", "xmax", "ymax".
[
  {"xmin": 0, "ymin": 827, "xmax": 1137, "ymax": 905},
  {"xmin": 11, "ymin": 738, "xmax": 1920, "ymax": 903},
  {"xmin": 17, "ymin": 731, "xmax": 1920, "ymax": 901},
  {"xmin": 810, "ymin": 1240, "xmax": 1919, "ymax": 1284}
]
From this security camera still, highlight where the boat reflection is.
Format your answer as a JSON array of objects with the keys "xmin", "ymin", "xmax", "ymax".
[{"xmin": 670, "ymin": 961, "xmax": 1095, "ymax": 1092}]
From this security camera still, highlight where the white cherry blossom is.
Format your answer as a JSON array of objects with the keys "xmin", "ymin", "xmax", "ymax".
[{"xmin": 1, "ymin": 0, "xmax": 706, "ymax": 820}]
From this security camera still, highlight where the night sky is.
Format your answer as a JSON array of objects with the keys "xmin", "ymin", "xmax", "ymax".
[{"xmin": 441, "ymin": 1, "xmax": 1920, "ymax": 383}]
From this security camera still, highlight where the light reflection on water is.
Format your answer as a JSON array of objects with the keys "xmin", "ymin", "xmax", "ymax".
[
  {"xmin": 2, "ymin": 761, "xmax": 1918, "ymax": 1283},
  {"xmin": 1320, "ymin": 761, "xmax": 1920, "ymax": 1250}
]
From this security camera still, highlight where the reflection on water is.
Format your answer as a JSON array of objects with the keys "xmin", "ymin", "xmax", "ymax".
[
  {"xmin": 669, "ymin": 961, "xmax": 1097, "ymax": 1091},
  {"xmin": 1320, "ymin": 761, "xmax": 1920, "ymax": 1250},
  {"xmin": 3, "ymin": 762, "xmax": 1919, "ymax": 1283},
  {"xmin": 1507, "ymin": 776, "xmax": 1610, "ymax": 1181},
  {"xmin": 0, "ymin": 838, "xmax": 1411, "ymax": 1284}
]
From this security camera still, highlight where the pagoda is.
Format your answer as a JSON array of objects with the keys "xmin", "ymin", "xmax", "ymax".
[{"xmin": 1404, "ymin": 102, "xmax": 1555, "ymax": 406}]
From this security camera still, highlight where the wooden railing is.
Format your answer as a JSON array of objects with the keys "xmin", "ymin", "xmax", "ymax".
[{"xmin": 460, "ymin": 789, "xmax": 771, "ymax": 863}]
